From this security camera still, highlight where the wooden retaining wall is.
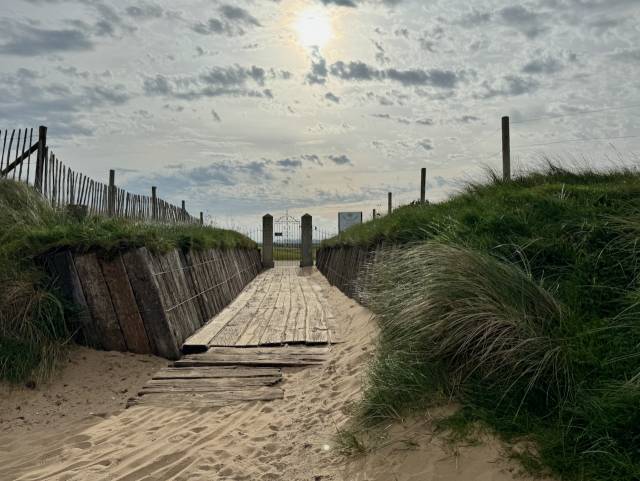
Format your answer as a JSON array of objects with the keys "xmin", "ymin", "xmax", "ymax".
[
  {"xmin": 316, "ymin": 246, "xmax": 375, "ymax": 301},
  {"xmin": 45, "ymin": 247, "xmax": 262, "ymax": 359}
]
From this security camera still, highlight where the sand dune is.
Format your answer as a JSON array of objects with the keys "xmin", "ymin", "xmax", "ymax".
[{"xmin": 0, "ymin": 270, "xmax": 547, "ymax": 480}]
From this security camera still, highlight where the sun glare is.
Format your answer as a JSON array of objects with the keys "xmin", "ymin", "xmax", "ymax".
[{"xmin": 294, "ymin": 7, "xmax": 333, "ymax": 49}]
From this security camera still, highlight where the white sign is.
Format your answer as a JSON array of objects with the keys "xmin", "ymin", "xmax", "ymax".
[{"xmin": 338, "ymin": 212, "xmax": 363, "ymax": 232}]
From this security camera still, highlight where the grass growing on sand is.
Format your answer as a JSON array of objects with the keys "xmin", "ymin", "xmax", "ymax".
[
  {"xmin": 330, "ymin": 165, "xmax": 640, "ymax": 481},
  {"xmin": 0, "ymin": 179, "xmax": 255, "ymax": 384}
]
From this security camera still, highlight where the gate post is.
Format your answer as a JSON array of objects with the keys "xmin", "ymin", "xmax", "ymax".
[
  {"xmin": 300, "ymin": 213, "xmax": 313, "ymax": 268},
  {"xmin": 262, "ymin": 214, "xmax": 274, "ymax": 268}
]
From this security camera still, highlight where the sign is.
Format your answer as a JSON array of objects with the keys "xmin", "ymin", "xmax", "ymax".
[
  {"xmin": 274, "ymin": 232, "xmax": 283, "ymax": 237},
  {"xmin": 338, "ymin": 212, "xmax": 363, "ymax": 233}
]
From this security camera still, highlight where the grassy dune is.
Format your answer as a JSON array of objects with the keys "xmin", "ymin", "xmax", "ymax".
[
  {"xmin": 0, "ymin": 179, "xmax": 255, "ymax": 384},
  {"xmin": 332, "ymin": 165, "xmax": 640, "ymax": 480}
]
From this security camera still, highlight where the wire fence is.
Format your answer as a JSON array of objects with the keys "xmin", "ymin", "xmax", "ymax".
[{"xmin": 0, "ymin": 126, "xmax": 200, "ymax": 224}]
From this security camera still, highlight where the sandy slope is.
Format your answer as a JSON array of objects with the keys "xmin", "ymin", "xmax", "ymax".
[{"xmin": 0, "ymin": 270, "xmax": 546, "ymax": 481}]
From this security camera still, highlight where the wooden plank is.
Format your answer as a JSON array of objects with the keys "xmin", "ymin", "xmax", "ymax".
[
  {"xmin": 183, "ymin": 250, "xmax": 211, "ymax": 324},
  {"xmin": 73, "ymin": 253, "xmax": 127, "ymax": 351},
  {"xmin": 258, "ymin": 269, "xmax": 292, "ymax": 345},
  {"xmin": 100, "ymin": 254, "xmax": 151, "ymax": 354},
  {"xmin": 141, "ymin": 376, "xmax": 282, "ymax": 393},
  {"xmin": 121, "ymin": 248, "xmax": 180, "ymax": 359},
  {"xmin": 300, "ymin": 275, "xmax": 329, "ymax": 344},
  {"xmin": 44, "ymin": 251, "xmax": 98, "ymax": 347},
  {"xmin": 174, "ymin": 358, "xmax": 324, "ymax": 368},
  {"xmin": 127, "ymin": 388, "xmax": 283, "ymax": 408},
  {"xmin": 291, "ymin": 273, "xmax": 308, "ymax": 343},
  {"xmin": 229, "ymin": 270, "xmax": 280, "ymax": 346},
  {"xmin": 151, "ymin": 366, "xmax": 282, "ymax": 380},
  {"xmin": 166, "ymin": 249, "xmax": 201, "ymax": 337},
  {"xmin": 182, "ymin": 271, "xmax": 268, "ymax": 352}
]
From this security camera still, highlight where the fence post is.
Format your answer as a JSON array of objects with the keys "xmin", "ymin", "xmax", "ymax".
[
  {"xmin": 388, "ymin": 192, "xmax": 392, "ymax": 215},
  {"xmin": 34, "ymin": 125, "xmax": 47, "ymax": 192},
  {"xmin": 151, "ymin": 186, "xmax": 157, "ymax": 221},
  {"xmin": 262, "ymin": 214, "xmax": 274, "ymax": 269},
  {"xmin": 373, "ymin": 208, "xmax": 376, "ymax": 219},
  {"xmin": 181, "ymin": 200, "xmax": 186, "ymax": 222},
  {"xmin": 420, "ymin": 167, "xmax": 426, "ymax": 203},
  {"xmin": 107, "ymin": 169, "xmax": 115, "ymax": 217},
  {"xmin": 199, "ymin": 212, "xmax": 204, "ymax": 225},
  {"xmin": 300, "ymin": 213, "xmax": 313, "ymax": 268},
  {"xmin": 502, "ymin": 116, "xmax": 511, "ymax": 181}
]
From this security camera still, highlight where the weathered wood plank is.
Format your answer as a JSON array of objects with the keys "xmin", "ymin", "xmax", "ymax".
[
  {"xmin": 73, "ymin": 253, "xmax": 127, "ymax": 351},
  {"xmin": 44, "ymin": 250, "xmax": 98, "ymax": 347},
  {"xmin": 127, "ymin": 388, "xmax": 283, "ymax": 408},
  {"xmin": 302, "ymin": 276, "xmax": 329, "ymax": 344},
  {"xmin": 121, "ymin": 248, "xmax": 180, "ymax": 359},
  {"xmin": 99, "ymin": 254, "xmax": 151, "ymax": 354},
  {"xmin": 258, "ymin": 270, "xmax": 292, "ymax": 345},
  {"xmin": 182, "ymin": 271, "xmax": 269, "ymax": 352},
  {"xmin": 152, "ymin": 366, "xmax": 282, "ymax": 380}
]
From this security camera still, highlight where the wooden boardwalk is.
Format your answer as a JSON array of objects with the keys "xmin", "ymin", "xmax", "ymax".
[
  {"xmin": 182, "ymin": 264, "xmax": 337, "ymax": 352},
  {"xmin": 130, "ymin": 265, "xmax": 335, "ymax": 408}
]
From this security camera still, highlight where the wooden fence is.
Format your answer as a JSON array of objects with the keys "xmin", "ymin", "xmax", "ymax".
[{"xmin": 0, "ymin": 126, "xmax": 200, "ymax": 224}]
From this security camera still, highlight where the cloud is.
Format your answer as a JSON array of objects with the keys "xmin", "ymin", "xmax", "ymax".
[
  {"xmin": 125, "ymin": 3, "xmax": 164, "ymax": 19},
  {"xmin": 499, "ymin": 5, "xmax": 549, "ymax": 38},
  {"xmin": 522, "ymin": 56, "xmax": 564, "ymax": 74},
  {"xmin": 143, "ymin": 65, "xmax": 283, "ymax": 100},
  {"xmin": 324, "ymin": 92, "xmax": 340, "ymax": 103},
  {"xmin": 193, "ymin": 4, "xmax": 261, "ymax": 36},
  {"xmin": 276, "ymin": 158, "xmax": 303, "ymax": 169},
  {"xmin": 306, "ymin": 48, "xmax": 328, "ymax": 85},
  {"xmin": 418, "ymin": 139, "xmax": 433, "ymax": 151},
  {"xmin": 320, "ymin": 0, "xmax": 358, "ymax": 6},
  {"xmin": 477, "ymin": 75, "xmax": 540, "ymax": 98},
  {"xmin": 329, "ymin": 60, "xmax": 462, "ymax": 88},
  {"xmin": 455, "ymin": 115, "xmax": 480, "ymax": 123},
  {"xmin": 0, "ymin": 20, "xmax": 93, "ymax": 56},
  {"xmin": 328, "ymin": 154, "xmax": 353, "ymax": 165},
  {"xmin": 611, "ymin": 48, "xmax": 640, "ymax": 62}
]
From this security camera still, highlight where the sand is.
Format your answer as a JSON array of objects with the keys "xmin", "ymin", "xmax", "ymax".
[{"xmin": 0, "ymin": 270, "xmax": 547, "ymax": 481}]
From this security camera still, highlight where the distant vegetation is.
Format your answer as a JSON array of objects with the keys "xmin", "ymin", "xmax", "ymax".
[
  {"xmin": 334, "ymin": 165, "xmax": 640, "ymax": 481},
  {"xmin": 0, "ymin": 179, "xmax": 254, "ymax": 384}
]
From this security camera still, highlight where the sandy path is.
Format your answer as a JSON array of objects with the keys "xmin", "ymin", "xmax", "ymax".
[{"xmin": 0, "ymin": 270, "xmax": 544, "ymax": 481}]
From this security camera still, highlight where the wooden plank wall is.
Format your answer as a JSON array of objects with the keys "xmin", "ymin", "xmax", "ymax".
[
  {"xmin": 315, "ymin": 246, "xmax": 376, "ymax": 302},
  {"xmin": 46, "ymin": 247, "xmax": 262, "ymax": 359}
]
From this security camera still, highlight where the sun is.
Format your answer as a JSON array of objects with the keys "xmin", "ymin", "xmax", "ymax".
[{"xmin": 294, "ymin": 7, "xmax": 333, "ymax": 49}]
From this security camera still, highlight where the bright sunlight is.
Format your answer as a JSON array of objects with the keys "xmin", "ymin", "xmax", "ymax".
[{"xmin": 294, "ymin": 7, "xmax": 333, "ymax": 49}]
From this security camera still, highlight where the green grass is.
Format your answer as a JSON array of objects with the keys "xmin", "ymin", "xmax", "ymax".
[
  {"xmin": 0, "ymin": 179, "xmax": 255, "ymax": 384},
  {"xmin": 331, "ymin": 164, "xmax": 640, "ymax": 480}
]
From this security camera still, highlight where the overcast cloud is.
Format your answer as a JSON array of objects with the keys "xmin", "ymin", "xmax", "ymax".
[{"xmin": 1, "ymin": 0, "xmax": 639, "ymax": 229}]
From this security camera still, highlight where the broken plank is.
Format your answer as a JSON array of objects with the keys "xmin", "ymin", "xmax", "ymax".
[{"xmin": 151, "ymin": 366, "xmax": 282, "ymax": 380}]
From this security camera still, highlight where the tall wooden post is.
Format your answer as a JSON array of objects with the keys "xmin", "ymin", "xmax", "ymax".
[
  {"xmin": 34, "ymin": 125, "xmax": 47, "ymax": 192},
  {"xmin": 199, "ymin": 212, "xmax": 204, "ymax": 225},
  {"xmin": 502, "ymin": 116, "xmax": 511, "ymax": 181},
  {"xmin": 151, "ymin": 186, "xmax": 157, "ymax": 221},
  {"xmin": 107, "ymin": 169, "xmax": 115, "ymax": 217},
  {"xmin": 181, "ymin": 200, "xmax": 186, "ymax": 221},
  {"xmin": 300, "ymin": 213, "xmax": 313, "ymax": 268},
  {"xmin": 262, "ymin": 214, "xmax": 274, "ymax": 268},
  {"xmin": 420, "ymin": 167, "xmax": 426, "ymax": 203},
  {"xmin": 373, "ymin": 208, "xmax": 376, "ymax": 219},
  {"xmin": 388, "ymin": 192, "xmax": 392, "ymax": 215}
]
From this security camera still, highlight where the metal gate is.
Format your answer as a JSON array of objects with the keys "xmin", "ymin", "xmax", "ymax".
[{"xmin": 273, "ymin": 213, "xmax": 301, "ymax": 265}]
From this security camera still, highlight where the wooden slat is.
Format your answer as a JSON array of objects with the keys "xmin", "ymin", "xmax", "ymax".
[
  {"xmin": 151, "ymin": 366, "xmax": 282, "ymax": 380},
  {"xmin": 73, "ymin": 253, "xmax": 127, "ymax": 351},
  {"xmin": 100, "ymin": 254, "xmax": 151, "ymax": 354},
  {"xmin": 127, "ymin": 388, "xmax": 284, "ymax": 408},
  {"xmin": 121, "ymin": 248, "xmax": 180, "ymax": 359},
  {"xmin": 140, "ymin": 376, "xmax": 282, "ymax": 394}
]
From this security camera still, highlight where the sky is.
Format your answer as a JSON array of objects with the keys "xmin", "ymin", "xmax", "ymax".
[{"xmin": 1, "ymin": 0, "xmax": 639, "ymax": 233}]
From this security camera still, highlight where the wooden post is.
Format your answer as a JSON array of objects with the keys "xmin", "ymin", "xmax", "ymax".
[
  {"xmin": 373, "ymin": 208, "xmax": 376, "ymax": 220},
  {"xmin": 388, "ymin": 192, "xmax": 392, "ymax": 215},
  {"xmin": 34, "ymin": 125, "xmax": 47, "ymax": 192},
  {"xmin": 107, "ymin": 169, "xmax": 115, "ymax": 217},
  {"xmin": 502, "ymin": 116, "xmax": 511, "ymax": 181},
  {"xmin": 420, "ymin": 167, "xmax": 426, "ymax": 203},
  {"xmin": 262, "ymin": 214, "xmax": 274, "ymax": 268},
  {"xmin": 300, "ymin": 214, "xmax": 313, "ymax": 268},
  {"xmin": 151, "ymin": 186, "xmax": 157, "ymax": 221},
  {"xmin": 199, "ymin": 212, "xmax": 204, "ymax": 225},
  {"xmin": 181, "ymin": 200, "xmax": 186, "ymax": 221}
]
